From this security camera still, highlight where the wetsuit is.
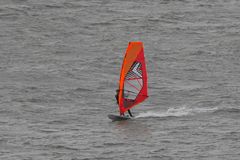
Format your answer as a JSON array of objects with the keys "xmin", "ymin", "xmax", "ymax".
[{"xmin": 115, "ymin": 89, "xmax": 119, "ymax": 104}]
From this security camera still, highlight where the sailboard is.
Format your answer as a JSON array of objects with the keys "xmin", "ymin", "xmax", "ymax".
[{"xmin": 108, "ymin": 42, "xmax": 148, "ymax": 121}]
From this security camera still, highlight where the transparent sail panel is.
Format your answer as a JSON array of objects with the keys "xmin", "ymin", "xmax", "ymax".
[{"xmin": 124, "ymin": 61, "xmax": 143, "ymax": 100}]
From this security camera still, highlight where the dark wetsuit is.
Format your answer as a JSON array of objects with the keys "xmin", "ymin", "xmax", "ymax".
[{"xmin": 115, "ymin": 89, "xmax": 119, "ymax": 104}]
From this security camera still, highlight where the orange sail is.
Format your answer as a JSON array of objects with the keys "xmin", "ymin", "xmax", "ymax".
[{"xmin": 117, "ymin": 42, "xmax": 148, "ymax": 115}]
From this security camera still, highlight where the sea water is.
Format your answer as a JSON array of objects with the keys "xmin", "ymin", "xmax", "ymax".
[{"xmin": 0, "ymin": 0, "xmax": 240, "ymax": 159}]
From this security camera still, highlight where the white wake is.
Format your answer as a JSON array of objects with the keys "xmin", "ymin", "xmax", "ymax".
[{"xmin": 135, "ymin": 106, "xmax": 218, "ymax": 118}]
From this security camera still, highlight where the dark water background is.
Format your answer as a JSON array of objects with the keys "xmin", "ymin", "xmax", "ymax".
[{"xmin": 0, "ymin": 0, "xmax": 240, "ymax": 159}]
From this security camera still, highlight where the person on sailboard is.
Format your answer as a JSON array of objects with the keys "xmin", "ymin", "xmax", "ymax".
[
  {"xmin": 115, "ymin": 89, "xmax": 133, "ymax": 117},
  {"xmin": 115, "ymin": 89, "xmax": 119, "ymax": 104}
]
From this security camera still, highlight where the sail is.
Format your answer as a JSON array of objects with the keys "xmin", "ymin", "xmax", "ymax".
[{"xmin": 117, "ymin": 42, "xmax": 148, "ymax": 115}]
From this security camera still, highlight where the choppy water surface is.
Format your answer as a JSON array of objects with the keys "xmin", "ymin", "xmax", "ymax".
[{"xmin": 0, "ymin": 0, "xmax": 240, "ymax": 159}]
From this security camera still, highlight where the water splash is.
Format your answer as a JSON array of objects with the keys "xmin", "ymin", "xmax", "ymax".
[{"xmin": 135, "ymin": 106, "xmax": 219, "ymax": 118}]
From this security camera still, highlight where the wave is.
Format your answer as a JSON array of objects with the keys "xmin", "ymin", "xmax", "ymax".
[{"xmin": 135, "ymin": 106, "xmax": 219, "ymax": 118}]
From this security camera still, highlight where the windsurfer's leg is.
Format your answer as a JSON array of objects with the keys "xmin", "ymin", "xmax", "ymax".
[{"xmin": 128, "ymin": 110, "xmax": 133, "ymax": 117}]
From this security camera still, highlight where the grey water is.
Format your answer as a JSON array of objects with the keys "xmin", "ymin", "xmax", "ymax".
[{"xmin": 0, "ymin": 0, "xmax": 240, "ymax": 159}]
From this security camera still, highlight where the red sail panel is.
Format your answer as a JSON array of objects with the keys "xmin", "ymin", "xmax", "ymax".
[{"xmin": 118, "ymin": 42, "xmax": 148, "ymax": 115}]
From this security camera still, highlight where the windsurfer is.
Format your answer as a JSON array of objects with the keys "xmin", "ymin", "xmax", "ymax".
[
  {"xmin": 115, "ymin": 89, "xmax": 119, "ymax": 104},
  {"xmin": 115, "ymin": 89, "xmax": 133, "ymax": 117}
]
